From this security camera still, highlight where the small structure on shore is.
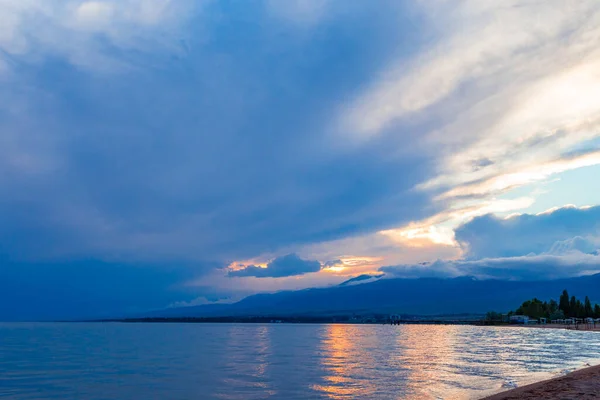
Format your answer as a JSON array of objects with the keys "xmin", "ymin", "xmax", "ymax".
[{"xmin": 510, "ymin": 315, "xmax": 529, "ymax": 324}]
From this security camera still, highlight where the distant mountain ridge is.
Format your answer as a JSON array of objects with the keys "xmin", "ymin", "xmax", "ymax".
[
  {"xmin": 144, "ymin": 274, "xmax": 600, "ymax": 318},
  {"xmin": 338, "ymin": 274, "xmax": 384, "ymax": 286}
]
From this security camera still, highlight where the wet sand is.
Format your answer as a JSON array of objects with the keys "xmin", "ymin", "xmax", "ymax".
[{"xmin": 482, "ymin": 364, "xmax": 600, "ymax": 399}]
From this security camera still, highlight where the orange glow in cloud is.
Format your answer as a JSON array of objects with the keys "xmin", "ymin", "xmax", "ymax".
[
  {"xmin": 382, "ymin": 225, "xmax": 456, "ymax": 247},
  {"xmin": 227, "ymin": 255, "xmax": 384, "ymax": 281},
  {"xmin": 322, "ymin": 265, "xmax": 346, "ymax": 273},
  {"xmin": 340, "ymin": 256, "xmax": 383, "ymax": 267},
  {"xmin": 226, "ymin": 259, "xmax": 268, "ymax": 271},
  {"xmin": 320, "ymin": 256, "xmax": 383, "ymax": 276}
]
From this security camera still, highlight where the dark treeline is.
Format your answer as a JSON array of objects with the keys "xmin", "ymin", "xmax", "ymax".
[
  {"xmin": 98, "ymin": 315, "xmax": 386, "ymax": 324},
  {"xmin": 492, "ymin": 289, "xmax": 600, "ymax": 320}
]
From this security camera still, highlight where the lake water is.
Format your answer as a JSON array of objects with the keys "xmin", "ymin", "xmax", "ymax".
[{"xmin": 2, "ymin": 323, "xmax": 600, "ymax": 399}]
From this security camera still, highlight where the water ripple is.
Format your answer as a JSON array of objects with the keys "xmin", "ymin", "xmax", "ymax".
[{"xmin": 1, "ymin": 323, "xmax": 600, "ymax": 399}]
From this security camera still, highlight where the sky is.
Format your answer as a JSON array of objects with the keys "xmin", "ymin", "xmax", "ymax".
[{"xmin": 2, "ymin": 0, "xmax": 600, "ymax": 320}]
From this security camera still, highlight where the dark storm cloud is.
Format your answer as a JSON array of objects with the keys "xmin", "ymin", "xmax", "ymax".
[
  {"xmin": 0, "ymin": 0, "xmax": 436, "ymax": 264},
  {"xmin": 0, "ymin": 258, "xmax": 221, "ymax": 321},
  {"xmin": 0, "ymin": 1, "xmax": 440, "ymax": 318},
  {"xmin": 5, "ymin": 1, "xmax": 599, "ymax": 319}
]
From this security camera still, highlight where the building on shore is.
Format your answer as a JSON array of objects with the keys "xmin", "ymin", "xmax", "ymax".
[{"xmin": 510, "ymin": 315, "xmax": 529, "ymax": 324}]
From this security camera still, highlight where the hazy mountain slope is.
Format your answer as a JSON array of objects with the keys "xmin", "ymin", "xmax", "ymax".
[{"xmin": 148, "ymin": 274, "xmax": 600, "ymax": 318}]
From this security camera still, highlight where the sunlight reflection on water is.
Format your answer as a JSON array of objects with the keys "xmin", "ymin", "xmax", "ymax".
[{"xmin": 1, "ymin": 323, "xmax": 600, "ymax": 399}]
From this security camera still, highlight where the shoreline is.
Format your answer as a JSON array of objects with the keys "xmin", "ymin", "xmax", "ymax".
[
  {"xmin": 482, "ymin": 364, "xmax": 600, "ymax": 399},
  {"xmin": 512, "ymin": 324, "xmax": 600, "ymax": 332}
]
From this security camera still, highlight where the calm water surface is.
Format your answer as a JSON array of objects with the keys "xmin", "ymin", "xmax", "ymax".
[{"xmin": 2, "ymin": 323, "xmax": 600, "ymax": 399}]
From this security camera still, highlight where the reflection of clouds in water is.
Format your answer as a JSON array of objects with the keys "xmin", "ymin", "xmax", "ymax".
[
  {"xmin": 3, "ymin": 324, "xmax": 600, "ymax": 399},
  {"xmin": 313, "ymin": 324, "xmax": 363, "ymax": 397},
  {"xmin": 314, "ymin": 324, "xmax": 407, "ymax": 398},
  {"xmin": 217, "ymin": 325, "xmax": 275, "ymax": 400},
  {"xmin": 312, "ymin": 324, "xmax": 600, "ymax": 399},
  {"xmin": 253, "ymin": 325, "xmax": 271, "ymax": 383},
  {"xmin": 396, "ymin": 325, "xmax": 464, "ymax": 399},
  {"xmin": 315, "ymin": 324, "xmax": 464, "ymax": 399}
]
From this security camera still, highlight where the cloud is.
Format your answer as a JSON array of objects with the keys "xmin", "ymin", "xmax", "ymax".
[
  {"xmin": 455, "ymin": 205, "xmax": 600, "ymax": 259},
  {"xmin": 323, "ymin": 259, "xmax": 342, "ymax": 268},
  {"xmin": 168, "ymin": 294, "xmax": 236, "ymax": 309},
  {"xmin": 0, "ymin": 0, "xmax": 436, "ymax": 265},
  {"xmin": 0, "ymin": 0, "xmax": 198, "ymax": 72},
  {"xmin": 1, "ymin": 2, "xmax": 598, "ymax": 270},
  {"xmin": 0, "ymin": 1, "xmax": 437, "ymax": 317},
  {"xmin": 228, "ymin": 254, "xmax": 321, "ymax": 278},
  {"xmin": 382, "ymin": 205, "xmax": 600, "ymax": 281},
  {"xmin": 266, "ymin": 0, "xmax": 331, "ymax": 26},
  {"xmin": 339, "ymin": 273, "xmax": 383, "ymax": 286},
  {"xmin": 548, "ymin": 236, "xmax": 600, "ymax": 256},
  {"xmin": 1, "ymin": 1, "xmax": 600, "ymax": 317},
  {"xmin": 343, "ymin": 1, "xmax": 600, "ymax": 138},
  {"xmin": 379, "ymin": 260, "xmax": 464, "ymax": 280},
  {"xmin": 0, "ymin": 258, "xmax": 213, "ymax": 321},
  {"xmin": 337, "ymin": 0, "xmax": 600, "ymax": 247},
  {"xmin": 381, "ymin": 253, "xmax": 600, "ymax": 282}
]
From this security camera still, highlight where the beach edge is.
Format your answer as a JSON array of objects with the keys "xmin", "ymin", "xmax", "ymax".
[{"xmin": 481, "ymin": 364, "xmax": 600, "ymax": 399}]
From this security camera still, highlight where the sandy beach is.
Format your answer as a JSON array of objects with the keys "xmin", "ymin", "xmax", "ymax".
[{"xmin": 482, "ymin": 364, "xmax": 600, "ymax": 399}]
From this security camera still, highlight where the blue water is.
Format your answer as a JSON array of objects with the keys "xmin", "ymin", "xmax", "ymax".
[{"xmin": 1, "ymin": 323, "xmax": 600, "ymax": 399}]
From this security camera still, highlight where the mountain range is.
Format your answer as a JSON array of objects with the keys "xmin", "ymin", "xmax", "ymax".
[{"xmin": 144, "ymin": 273, "xmax": 600, "ymax": 318}]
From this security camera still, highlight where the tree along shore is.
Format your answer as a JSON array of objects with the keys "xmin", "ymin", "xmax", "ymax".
[{"xmin": 486, "ymin": 289, "xmax": 600, "ymax": 322}]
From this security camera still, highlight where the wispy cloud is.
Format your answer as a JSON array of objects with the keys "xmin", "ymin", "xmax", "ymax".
[
  {"xmin": 332, "ymin": 1, "xmax": 600, "ymax": 259},
  {"xmin": 0, "ymin": 0, "xmax": 198, "ymax": 72}
]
